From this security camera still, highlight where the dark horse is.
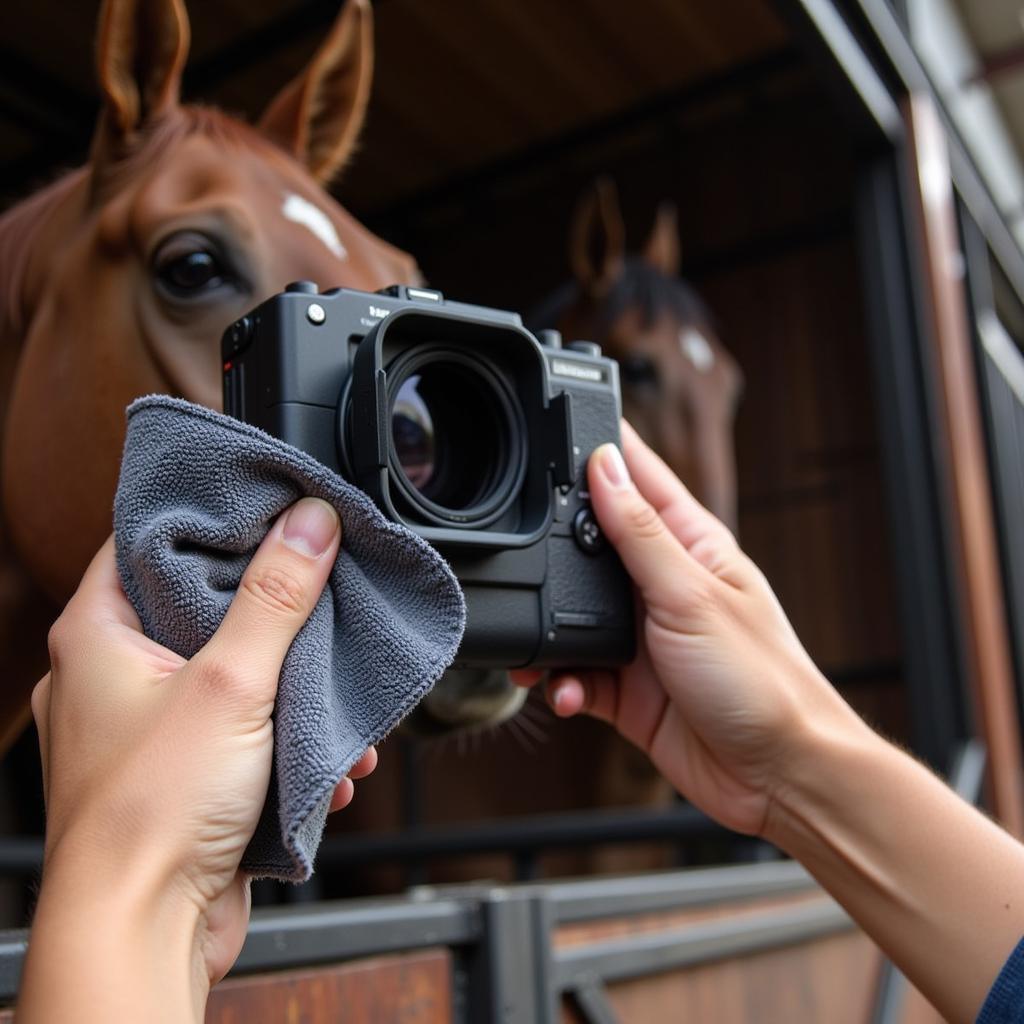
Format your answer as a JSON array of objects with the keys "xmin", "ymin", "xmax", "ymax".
[{"xmin": 537, "ymin": 179, "xmax": 743, "ymax": 530}]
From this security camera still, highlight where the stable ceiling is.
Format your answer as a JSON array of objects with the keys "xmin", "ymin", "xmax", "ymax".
[{"xmin": 0, "ymin": 0, "xmax": 789, "ymax": 216}]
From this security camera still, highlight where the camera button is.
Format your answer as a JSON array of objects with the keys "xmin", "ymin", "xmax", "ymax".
[
  {"xmin": 573, "ymin": 507, "xmax": 604, "ymax": 554},
  {"xmin": 567, "ymin": 340, "xmax": 602, "ymax": 357},
  {"xmin": 225, "ymin": 316, "xmax": 253, "ymax": 356},
  {"xmin": 285, "ymin": 280, "xmax": 319, "ymax": 294}
]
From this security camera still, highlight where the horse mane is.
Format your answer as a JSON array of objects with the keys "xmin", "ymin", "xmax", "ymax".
[
  {"xmin": 0, "ymin": 169, "xmax": 86, "ymax": 339},
  {"xmin": 529, "ymin": 259, "xmax": 714, "ymax": 334},
  {"xmin": 0, "ymin": 106, "xmax": 287, "ymax": 341}
]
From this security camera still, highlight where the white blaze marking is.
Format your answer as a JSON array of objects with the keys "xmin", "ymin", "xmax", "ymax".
[
  {"xmin": 680, "ymin": 327, "xmax": 715, "ymax": 374},
  {"xmin": 281, "ymin": 192, "xmax": 347, "ymax": 259}
]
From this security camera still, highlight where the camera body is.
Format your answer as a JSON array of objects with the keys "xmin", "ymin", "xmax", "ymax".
[{"xmin": 222, "ymin": 281, "xmax": 634, "ymax": 669}]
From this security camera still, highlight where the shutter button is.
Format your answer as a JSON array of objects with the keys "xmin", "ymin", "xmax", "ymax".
[{"xmin": 573, "ymin": 507, "xmax": 604, "ymax": 554}]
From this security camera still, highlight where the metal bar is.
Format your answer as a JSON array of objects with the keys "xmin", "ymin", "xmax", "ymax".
[
  {"xmin": 779, "ymin": 0, "xmax": 901, "ymax": 142},
  {"xmin": 554, "ymin": 897, "xmax": 853, "ymax": 990},
  {"xmin": 544, "ymin": 860, "xmax": 815, "ymax": 925},
  {"xmin": 950, "ymin": 739, "xmax": 988, "ymax": 803},
  {"xmin": 855, "ymin": 154, "xmax": 970, "ymax": 768},
  {"xmin": 233, "ymin": 896, "xmax": 481, "ymax": 974},
  {"xmin": 0, "ymin": 805, "xmax": 741, "ymax": 879},
  {"xmin": 904, "ymin": 93, "xmax": 1024, "ymax": 833},
  {"xmin": 315, "ymin": 804, "xmax": 737, "ymax": 867},
  {"xmin": 0, "ymin": 932, "xmax": 27, "ymax": 1004},
  {"xmin": 0, "ymin": 838, "xmax": 42, "ymax": 875},
  {"xmin": 465, "ymin": 890, "xmax": 557, "ymax": 1024},
  {"xmin": 850, "ymin": 0, "xmax": 1024, "ymax": 306},
  {"xmin": 570, "ymin": 980, "xmax": 621, "ymax": 1024}
]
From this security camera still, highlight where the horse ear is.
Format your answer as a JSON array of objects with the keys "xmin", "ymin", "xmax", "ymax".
[
  {"xmin": 643, "ymin": 202, "xmax": 681, "ymax": 277},
  {"xmin": 257, "ymin": 0, "xmax": 374, "ymax": 185},
  {"xmin": 93, "ymin": 0, "xmax": 189, "ymax": 148},
  {"xmin": 569, "ymin": 178, "xmax": 625, "ymax": 295}
]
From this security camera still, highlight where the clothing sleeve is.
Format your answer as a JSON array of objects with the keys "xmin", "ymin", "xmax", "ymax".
[{"xmin": 978, "ymin": 937, "xmax": 1024, "ymax": 1023}]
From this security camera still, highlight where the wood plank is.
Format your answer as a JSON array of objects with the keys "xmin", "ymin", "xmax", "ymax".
[
  {"xmin": 205, "ymin": 949, "xmax": 452, "ymax": 1024},
  {"xmin": 0, "ymin": 949, "xmax": 453, "ymax": 1023}
]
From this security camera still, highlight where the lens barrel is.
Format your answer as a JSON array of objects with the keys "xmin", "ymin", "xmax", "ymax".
[{"xmin": 385, "ymin": 347, "xmax": 526, "ymax": 527}]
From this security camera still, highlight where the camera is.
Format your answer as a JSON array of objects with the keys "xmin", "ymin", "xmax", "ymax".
[{"xmin": 222, "ymin": 281, "xmax": 635, "ymax": 669}]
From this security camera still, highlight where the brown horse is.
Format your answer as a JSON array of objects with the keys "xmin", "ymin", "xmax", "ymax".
[
  {"xmin": 545, "ymin": 179, "xmax": 743, "ymax": 530},
  {"xmin": 0, "ymin": 0, "xmax": 420, "ymax": 750}
]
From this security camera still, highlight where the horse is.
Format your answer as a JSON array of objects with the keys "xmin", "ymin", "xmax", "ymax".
[
  {"xmin": 537, "ymin": 178, "xmax": 744, "ymax": 530},
  {"xmin": 0, "ymin": 0, "xmax": 523, "ymax": 762}
]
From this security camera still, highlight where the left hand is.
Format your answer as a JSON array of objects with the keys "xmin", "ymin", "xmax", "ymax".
[{"xmin": 30, "ymin": 498, "xmax": 375, "ymax": 988}]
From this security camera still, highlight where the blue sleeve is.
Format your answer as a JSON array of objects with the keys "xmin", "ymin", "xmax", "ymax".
[{"xmin": 979, "ymin": 937, "xmax": 1024, "ymax": 1023}]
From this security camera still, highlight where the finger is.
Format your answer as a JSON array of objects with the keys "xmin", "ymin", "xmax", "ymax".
[
  {"xmin": 620, "ymin": 421, "xmax": 738, "ymax": 564},
  {"xmin": 587, "ymin": 443, "xmax": 705, "ymax": 604},
  {"xmin": 31, "ymin": 674, "xmax": 51, "ymax": 806},
  {"xmin": 348, "ymin": 746, "xmax": 377, "ymax": 780},
  {"xmin": 620, "ymin": 421, "xmax": 710, "ymax": 522},
  {"xmin": 509, "ymin": 669, "xmax": 544, "ymax": 688},
  {"xmin": 57, "ymin": 537, "xmax": 144, "ymax": 635},
  {"xmin": 546, "ymin": 671, "xmax": 619, "ymax": 725},
  {"xmin": 193, "ymin": 498, "xmax": 340, "ymax": 709},
  {"xmin": 329, "ymin": 777, "xmax": 355, "ymax": 812}
]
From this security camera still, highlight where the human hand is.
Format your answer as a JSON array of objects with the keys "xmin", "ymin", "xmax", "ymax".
[
  {"xmin": 28, "ymin": 498, "xmax": 375, "ymax": 998},
  {"xmin": 514, "ymin": 423, "xmax": 868, "ymax": 840}
]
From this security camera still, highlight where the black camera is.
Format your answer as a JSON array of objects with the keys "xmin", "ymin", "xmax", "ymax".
[{"xmin": 222, "ymin": 281, "xmax": 634, "ymax": 669}]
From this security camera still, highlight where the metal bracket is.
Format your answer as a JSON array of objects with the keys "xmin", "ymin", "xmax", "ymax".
[{"xmin": 570, "ymin": 978, "xmax": 621, "ymax": 1024}]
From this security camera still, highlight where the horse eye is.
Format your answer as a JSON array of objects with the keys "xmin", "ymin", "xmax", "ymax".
[
  {"xmin": 619, "ymin": 354, "xmax": 660, "ymax": 389},
  {"xmin": 162, "ymin": 251, "xmax": 222, "ymax": 291},
  {"xmin": 153, "ymin": 233, "xmax": 235, "ymax": 300}
]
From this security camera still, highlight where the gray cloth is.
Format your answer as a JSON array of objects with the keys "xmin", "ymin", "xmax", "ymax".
[{"xmin": 113, "ymin": 395, "xmax": 466, "ymax": 882}]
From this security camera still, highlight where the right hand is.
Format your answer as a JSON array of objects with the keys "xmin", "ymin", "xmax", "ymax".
[{"xmin": 514, "ymin": 422, "xmax": 868, "ymax": 839}]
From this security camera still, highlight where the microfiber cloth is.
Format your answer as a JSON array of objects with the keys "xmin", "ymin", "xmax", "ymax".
[{"xmin": 113, "ymin": 396, "xmax": 466, "ymax": 882}]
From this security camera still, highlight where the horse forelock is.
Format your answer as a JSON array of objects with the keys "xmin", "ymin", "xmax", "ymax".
[
  {"xmin": 531, "ymin": 260, "xmax": 714, "ymax": 338},
  {"xmin": 599, "ymin": 260, "xmax": 713, "ymax": 335}
]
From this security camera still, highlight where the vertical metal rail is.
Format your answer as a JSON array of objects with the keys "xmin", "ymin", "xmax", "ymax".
[
  {"xmin": 856, "ymin": 152, "xmax": 971, "ymax": 772},
  {"xmin": 902, "ymin": 93, "xmax": 1024, "ymax": 836}
]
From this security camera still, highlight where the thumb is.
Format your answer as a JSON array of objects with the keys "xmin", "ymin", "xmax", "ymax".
[
  {"xmin": 190, "ymin": 498, "xmax": 341, "ymax": 710},
  {"xmin": 588, "ymin": 443, "xmax": 704, "ymax": 607}
]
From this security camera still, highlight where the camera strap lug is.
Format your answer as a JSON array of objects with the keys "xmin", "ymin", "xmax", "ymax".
[{"xmin": 545, "ymin": 392, "xmax": 576, "ymax": 487}]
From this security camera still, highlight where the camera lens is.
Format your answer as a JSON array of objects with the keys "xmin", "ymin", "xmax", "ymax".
[
  {"xmin": 387, "ymin": 350, "xmax": 525, "ymax": 525},
  {"xmin": 392, "ymin": 376, "xmax": 436, "ymax": 491}
]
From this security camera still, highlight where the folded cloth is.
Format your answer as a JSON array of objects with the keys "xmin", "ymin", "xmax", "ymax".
[{"xmin": 113, "ymin": 396, "xmax": 466, "ymax": 881}]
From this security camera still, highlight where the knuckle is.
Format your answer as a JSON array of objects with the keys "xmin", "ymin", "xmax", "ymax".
[
  {"xmin": 30, "ymin": 676, "xmax": 49, "ymax": 724},
  {"xmin": 242, "ymin": 564, "xmax": 308, "ymax": 617},
  {"xmin": 624, "ymin": 498, "xmax": 665, "ymax": 542},
  {"xmin": 46, "ymin": 616, "xmax": 70, "ymax": 669},
  {"xmin": 193, "ymin": 657, "xmax": 245, "ymax": 701}
]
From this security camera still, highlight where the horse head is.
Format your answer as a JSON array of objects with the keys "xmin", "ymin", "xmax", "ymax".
[
  {"xmin": 0, "ymin": 0, "xmax": 419, "ymax": 603},
  {"xmin": 553, "ymin": 179, "xmax": 743, "ymax": 530}
]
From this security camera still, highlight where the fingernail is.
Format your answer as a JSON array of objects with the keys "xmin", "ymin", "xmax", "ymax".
[
  {"xmin": 599, "ymin": 444, "xmax": 630, "ymax": 489},
  {"xmin": 282, "ymin": 498, "xmax": 339, "ymax": 558}
]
